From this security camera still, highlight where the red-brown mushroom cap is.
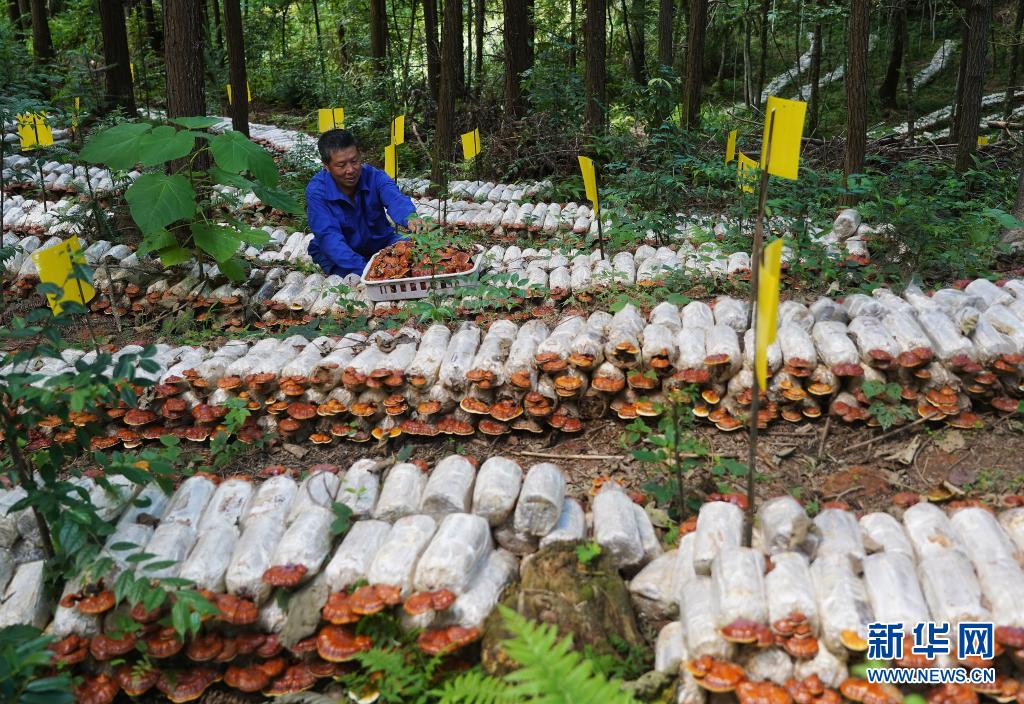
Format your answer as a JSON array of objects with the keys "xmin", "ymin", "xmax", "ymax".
[
  {"xmin": 144, "ymin": 627, "xmax": 184, "ymax": 658},
  {"xmin": 156, "ymin": 667, "xmax": 221, "ymax": 703},
  {"xmin": 76, "ymin": 589, "xmax": 116, "ymax": 615},
  {"xmin": 184, "ymin": 425, "xmax": 211, "ymax": 442},
  {"xmin": 114, "ymin": 663, "xmax": 160, "ymax": 697},
  {"xmin": 478, "ymin": 419, "xmax": 510, "ymax": 436},
  {"xmin": 737, "ymin": 680, "xmax": 794, "ymax": 704},
  {"xmin": 216, "ymin": 593, "xmax": 259, "ymax": 625},
  {"xmin": 286, "ymin": 402, "xmax": 317, "ymax": 421},
  {"xmin": 404, "ymin": 589, "xmax": 457, "ymax": 616},
  {"xmin": 686, "ymin": 655, "xmax": 746, "ymax": 692},
  {"xmin": 263, "ymin": 663, "xmax": 317, "ymax": 697},
  {"xmin": 323, "ymin": 591, "xmax": 360, "ymax": 624},
  {"xmin": 257, "ymin": 633, "xmax": 283, "ymax": 659},
  {"xmin": 49, "ymin": 633, "xmax": 89, "ymax": 666},
  {"xmin": 417, "ymin": 625, "xmax": 481, "ymax": 655},
  {"xmin": 840, "ymin": 679, "xmax": 903, "ymax": 704},
  {"xmin": 74, "ymin": 673, "xmax": 120, "ymax": 704},
  {"xmin": 90, "ymin": 632, "xmax": 138, "ymax": 660},
  {"xmin": 926, "ymin": 683, "xmax": 979, "ymax": 704},
  {"xmin": 348, "ymin": 584, "xmax": 389, "ymax": 615},
  {"xmin": 997, "ymin": 626, "xmax": 1024, "ymax": 649},
  {"xmin": 316, "ymin": 624, "xmax": 373, "ymax": 662},
  {"xmin": 224, "ymin": 664, "xmax": 272, "ymax": 693},
  {"xmin": 720, "ymin": 618, "xmax": 769, "ymax": 644},
  {"xmin": 123, "ymin": 409, "xmax": 159, "ymax": 426},
  {"xmin": 277, "ymin": 417, "xmax": 302, "ymax": 434},
  {"xmin": 781, "ymin": 634, "xmax": 819, "ymax": 659},
  {"xmin": 185, "ymin": 631, "xmax": 224, "ymax": 661},
  {"xmin": 192, "ymin": 403, "xmax": 228, "ymax": 424},
  {"xmin": 263, "ymin": 563, "xmax": 309, "ymax": 587}
]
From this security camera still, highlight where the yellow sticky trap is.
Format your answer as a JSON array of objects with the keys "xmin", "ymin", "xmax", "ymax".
[
  {"xmin": 725, "ymin": 129, "xmax": 737, "ymax": 163},
  {"xmin": 72, "ymin": 98, "xmax": 81, "ymax": 134},
  {"xmin": 130, "ymin": 62, "xmax": 135, "ymax": 82},
  {"xmin": 977, "ymin": 135, "xmax": 989, "ymax": 147},
  {"xmin": 461, "ymin": 128, "xmax": 481, "ymax": 160},
  {"xmin": 16, "ymin": 113, "xmax": 54, "ymax": 151},
  {"xmin": 318, "ymin": 108, "xmax": 345, "ymax": 132},
  {"xmin": 226, "ymin": 84, "xmax": 232, "ymax": 105},
  {"xmin": 754, "ymin": 238, "xmax": 784, "ymax": 390},
  {"xmin": 384, "ymin": 144, "xmax": 397, "ymax": 179},
  {"xmin": 391, "ymin": 115, "xmax": 405, "ymax": 145},
  {"xmin": 760, "ymin": 96, "xmax": 807, "ymax": 180},
  {"xmin": 32, "ymin": 235, "xmax": 96, "ymax": 315},
  {"xmin": 578, "ymin": 155, "xmax": 599, "ymax": 214},
  {"xmin": 737, "ymin": 152, "xmax": 758, "ymax": 193}
]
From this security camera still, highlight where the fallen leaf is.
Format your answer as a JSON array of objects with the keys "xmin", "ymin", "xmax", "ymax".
[
  {"xmin": 283, "ymin": 443, "xmax": 308, "ymax": 459},
  {"xmin": 882, "ymin": 435, "xmax": 924, "ymax": 465},
  {"xmin": 947, "ymin": 465, "xmax": 977, "ymax": 487},
  {"xmin": 645, "ymin": 505, "xmax": 673, "ymax": 529},
  {"xmin": 935, "ymin": 430, "xmax": 966, "ymax": 454}
]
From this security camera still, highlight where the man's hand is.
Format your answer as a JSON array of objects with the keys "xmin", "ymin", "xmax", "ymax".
[{"xmin": 404, "ymin": 217, "xmax": 426, "ymax": 234}]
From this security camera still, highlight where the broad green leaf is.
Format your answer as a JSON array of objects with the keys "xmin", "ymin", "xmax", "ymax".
[
  {"xmin": 210, "ymin": 130, "xmax": 278, "ymax": 185},
  {"xmin": 137, "ymin": 125, "xmax": 196, "ymax": 166},
  {"xmin": 137, "ymin": 229, "xmax": 177, "ymax": 257},
  {"xmin": 191, "ymin": 223, "xmax": 242, "ymax": 263},
  {"xmin": 253, "ymin": 184, "xmax": 301, "ymax": 213},
  {"xmin": 158, "ymin": 246, "xmax": 192, "ymax": 267},
  {"xmin": 80, "ymin": 122, "xmax": 152, "ymax": 169},
  {"xmin": 237, "ymin": 227, "xmax": 271, "ymax": 246},
  {"xmin": 168, "ymin": 116, "xmax": 221, "ymax": 129},
  {"xmin": 208, "ymin": 166, "xmax": 255, "ymax": 189},
  {"xmin": 218, "ymin": 256, "xmax": 248, "ymax": 282},
  {"xmin": 125, "ymin": 173, "xmax": 196, "ymax": 233}
]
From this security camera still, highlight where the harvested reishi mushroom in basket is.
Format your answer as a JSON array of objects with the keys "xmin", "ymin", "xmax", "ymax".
[{"xmin": 366, "ymin": 241, "xmax": 475, "ymax": 281}]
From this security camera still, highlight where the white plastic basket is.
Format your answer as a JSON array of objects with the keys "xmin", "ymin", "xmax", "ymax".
[{"xmin": 361, "ymin": 245, "xmax": 486, "ymax": 302}]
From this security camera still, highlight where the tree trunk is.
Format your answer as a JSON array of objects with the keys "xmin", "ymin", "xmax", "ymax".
[
  {"xmin": 370, "ymin": 0, "xmax": 388, "ymax": 71},
  {"xmin": 336, "ymin": 20, "xmax": 350, "ymax": 68},
  {"xmin": 455, "ymin": 0, "xmax": 465, "ymax": 96},
  {"xmin": 681, "ymin": 0, "xmax": 707, "ymax": 128},
  {"xmin": 423, "ymin": 0, "xmax": 440, "ymax": 100},
  {"xmin": 29, "ymin": 0, "xmax": 54, "ymax": 63},
  {"xmin": 953, "ymin": 0, "xmax": 991, "ymax": 173},
  {"xmin": 141, "ymin": 0, "xmax": 162, "ymax": 52},
  {"xmin": 657, "ymin": 0, "xmax": 672, "ymax": 68},
  {"xmin": 570, "ymin": 0, "xmax": 578, "ymax": 69},
  {"xmin": 312, "ymin": 0, "xmax": 326, "ymax": 85},
  {"xmin": 952, "ymin": 22, "xmax": 969, "ymax": 142},
  {"xmin": 97, "ymin": 0, "xmax": 136, "ymax": 116},
  {"xmin": 474, "ymin": 0, "xmax": 484, "ymax": 83},
  {"xmin": 466, "ymin": 0, "xmax": 473, "ymax": 95},
  {"xmin": 211, "ymin": 0, "xmax": 224, "ymax": 61},
  {"xmin": 1005, "ymin": 0, "xmax": 1023, "ymax": 118},
  {"xmin": 165, "ymin": 0, "xmax": 207, "ymax": 119},
  {"xmin": 629, "ymin": 0, "xmax": 647, "ymax": 83},
  {"xmin": 8, "ymin": 0, "xmax": 26, "ymax": 40},
  {"xmin": 433, "ymin": 0, "xmax": 460, "ymax": 184},
  {"xmin": 742, "ymin": 13, "xmax": 752, "ymax": 106},
  {"xmin": 279, "ymin": 1, "xmax": 288, "ymax": 59},
  {"xmin": 903, "ymin": 4, "xmax": 915, "ymax": 141},
  {"xmin": 808, "ymin": 20, "xmax": 822, "ymax": 133},
  {"xmin": 878, "ymin": 0, "xmax": 905, "ymax": 110},
  {"xmin": 223, "ymin": 0, "xmax": 248, "ymax": 135},
  {"xmin": 504, "ymin": 0, "xmax": 530, "ymax": 117},
  {"xmin": 1002, "ymin": 163, "xmax": 1024, "ymax": 245},
  {"xmin": 584, "ymin": 0, "xmax": 607, "ymax": 137},
  {"xmin": 755, "ymin": 0, "xmax": 768, "ymax": 108},
  {"xmin": 843, "ymin": 0, "xmax": 868, "ymax": 195},
  {"xmin": 526, "ymin": 0, "xmax": 535, "ymax": 66}
]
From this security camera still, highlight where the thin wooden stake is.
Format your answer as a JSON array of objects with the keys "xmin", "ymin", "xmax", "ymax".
[{"xmin": 744, "ymin": 109, "xmax": 776, "ymax": 547}]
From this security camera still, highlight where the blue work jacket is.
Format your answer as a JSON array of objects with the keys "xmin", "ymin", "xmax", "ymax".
[{"xmin": 305, "ymin": 165, "xmax": 418, "ymax": 276}]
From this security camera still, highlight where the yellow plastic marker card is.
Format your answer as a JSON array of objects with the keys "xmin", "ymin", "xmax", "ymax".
[
  {"xmin": 391, "ymin": 115, "xmax": 405, "ymax": 145},
  {"xmin": 760, "ymin": 96, "xmax": 807, "ymax": 180},
  {"xmin": 226, "ymin": 83, "xmax": 251, "ymax": 106},
  {"xmin": 130, "ymin": 62, "xmax": 135, "ymax": 82},
  {"xmin": 384, "ymin": 144, "xmax": 397, "ymax": 179},
  {"xmin": 978, "ymin": 135, "xmax": 990, "ymax": 147},
  {"xmin": 578, "ymin": 155, "xmax": 599, "ymax": 214},
  {"xmin": 318, "ymin": 108, "xmax": 345, "ymax": 132},
  {"xmin": 737, "ymin": 152, "xmax": 758, "ymax": 193},
  {"xmin": 16, "ymin": 113, "xmax": 54, "ymax": 151},
  {"xmin": 754, "ymin": 238, "xmax": 784, "ymax": 390},
  {"xmin": 461, "ymin": 128, "xmax": 481, "ymax": 160},
  {"xmin": 32, "ymin": 235, "xmax": 96, "ymax": 315},
  {"xmin": 72, "ymin": 98, "xmax": 81, "ymax": 133},
  {"xmin": 725, "ymin": 129, "xmax": 737, "ymax": 164}
]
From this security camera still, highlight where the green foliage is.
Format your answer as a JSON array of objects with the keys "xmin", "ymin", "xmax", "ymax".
[
  {"xmin": 436, "ymin": 606, "xmax": 639, "ymax": 704},
  {"xmin": 0, "ymin": 626, "xmax": 74, "ymax": 704},
  {"xmin": 330, "ymin": 501, "xmax": 354, "ymax": 538},
  {"xmin": 574, "ymin": 541, "xmax": 602, "ymax": 566},
  {"xmin": 80, "ymin": 119, "xmax": 299, "ymax": 278}
]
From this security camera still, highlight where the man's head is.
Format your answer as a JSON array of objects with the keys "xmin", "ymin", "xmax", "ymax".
[{"xmin": 318, "ymin": 129, "xmax": 361, "ymax": 191}]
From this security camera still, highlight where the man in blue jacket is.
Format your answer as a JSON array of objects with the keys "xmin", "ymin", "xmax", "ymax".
[{"xmin": 305, "ymin": 129, "xmax": 423, "ymax": 277}]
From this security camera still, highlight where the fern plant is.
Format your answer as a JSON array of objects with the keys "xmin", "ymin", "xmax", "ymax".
[{"xmin": 434, "ymin": 606, "xmax": 640, "ymax": 704}]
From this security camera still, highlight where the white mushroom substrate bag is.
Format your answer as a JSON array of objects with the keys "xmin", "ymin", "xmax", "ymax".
[
  {"xmin": 901, "ymin": 501, "xmax": 967, "ymax": 562},
  {"xmin": 679, "ymin": 576, "xmax": 735, "ymax": 660},
  {"xmin": 810, "ymin": 553, "xmax": 873, "ymax": 655},
  {"xmin": 655, "ymin": 621, "xmax": 686, "ymax": 675},
  {"xmin": 471, "ymin": 457, "xmax": 523, "ymax": 527},
  {"xmin": 440, "ymin": 548, "xmax": 518, "ymax": 629},
  {"xmin": 178, "ymin": 522, "xmax": 240, "ymax": 592},
  {"xmin": 226, "ymin": 477, "xmax": 297, "ymax": 604},
  {"xmin": 859, "ymin": 512, "xmax": 914, "ymax": 557},
  {"xmin": 374, "ymin": 463, "xmax": 428, "ymax": 522},
  {"xmin": 539, "ymin": 498, "xmax": 586, "ymax": 548},
  {"xmin": 197, "ymin": 478, "xmax": 254, "ymax": 532},
  {"xmin": 754, "ymin": 495, "xmax": 814, "ymax": 556},
  {"xmin": 286, "ymin": 470, "xmax": 341, "ymax": 525},
  {"xmin": 693, "ymin": 501, "xmax": 744, "ymax": 575},
  {"xmin": 711, "ymin": 546, "xmax": 768, "ymax": 628},
  {"xmin": 336, "ymin": 459, "xmax": 381, "ymax": 518},
  {"xmin": 862, "ymin": 551, "xmax": 932, "ymax": 625},
  {"xmin": 413, "ymin": 513, "xmax": 493, "ymax": 594},
  {"xmin": 630, "ymin": 549, "xmax": 680, "ymax": 620},
  {"xmin": 592, "ymin": 488, "xmax": 645, "ymax": 569},
  {"xmin": 324, "ymin": 519, "xmax": 392, "ymax": 592},
  {"xmin": 420, "ymin": 455, "xmax": 476, "ymax": 519},
  {"xmin": 267, "ymin": 505, "xmax": 335, "ymax": 585},
  {"xmin": 512, "ymin": 463, "xmax": 565, "ymax": 537},
  {"xmin": 812, "ymin": 509, "xmax": 866, "ymax": 572},
  {"xmin": 365, "ymin": 514, "xmax": 437, "ymax": 597}
]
